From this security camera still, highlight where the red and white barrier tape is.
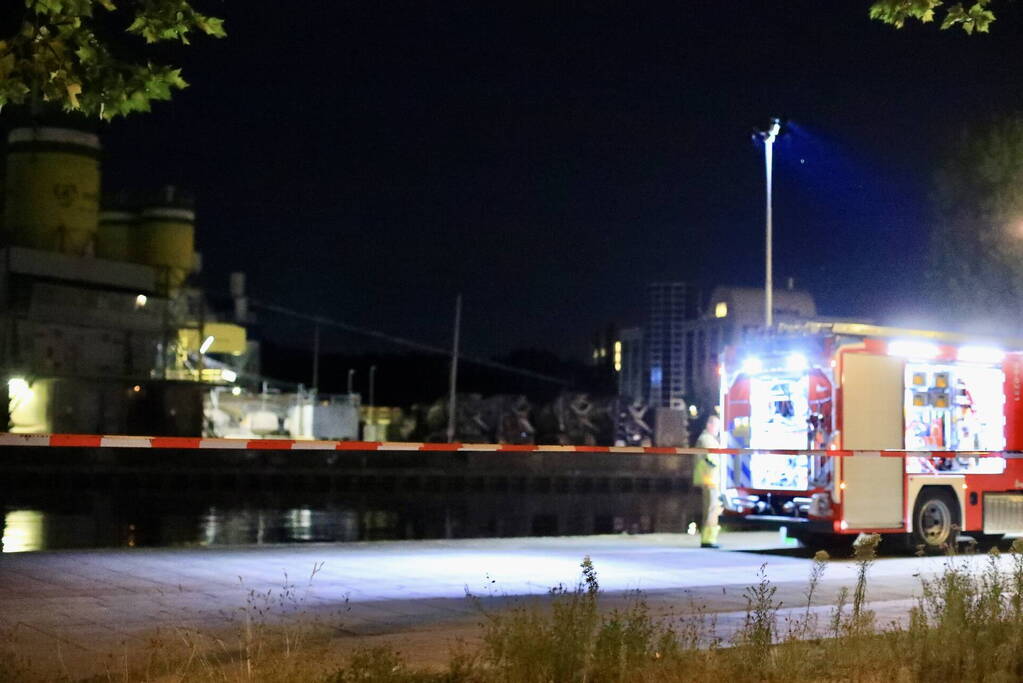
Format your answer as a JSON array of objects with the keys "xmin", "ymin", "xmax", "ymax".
[{"xmin": 0, "ymin": 433, "xmax": 1018, "ymax": 457}]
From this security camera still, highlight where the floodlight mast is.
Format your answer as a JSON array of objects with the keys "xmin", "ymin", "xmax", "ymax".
[{"xmin": 758, "ymin": 117, "xmax": 781, "ymax": 329}]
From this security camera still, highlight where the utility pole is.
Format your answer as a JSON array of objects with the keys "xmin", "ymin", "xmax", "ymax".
[
  {"xmin": 311, "ymin": 322, "xmax": 320, "ymax": 394},
  {"xmin": 197, "ymin": 290, "xmax": 206, "ymax": 382},
  {"xmin": 446, "ymin": 294, "xmax": 462, "ymax": 443},
  {"xmin": 368, "ymin": 364, "xmax": 377, "ymax": 439},
  {"xmin": 347, "ymin": 368, "xmax": 355, "ymax": 395}
]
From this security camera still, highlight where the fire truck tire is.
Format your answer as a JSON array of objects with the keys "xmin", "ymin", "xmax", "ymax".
[{"xmin": 911, "ymin": 487, "xmax": 960, "ymax": 553}]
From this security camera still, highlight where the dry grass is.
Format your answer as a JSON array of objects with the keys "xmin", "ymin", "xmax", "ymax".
[
  {"xmin": 329, "ymin": 535, "xmax": 1023, "ymax": 683},
  {"xmin": 6, "ymin": 536, "xmax": 1023, "ymax": 682},
  {"xmin": 1, "ymin": 562, "xmax": 349, "ymax": 683}
]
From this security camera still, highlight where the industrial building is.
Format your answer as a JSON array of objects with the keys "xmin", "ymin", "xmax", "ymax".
[
  {"xmin": 0, "ymin": 122, "xmax": 249, "ymax": 434},
  {"xmin": 0, "ymin": 119, "xmax": 357, "ymax": 438}
]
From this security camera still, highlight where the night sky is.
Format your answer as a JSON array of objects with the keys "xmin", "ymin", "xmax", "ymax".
[{"xmin": 97, "ymin": 1, "xmax": 1023, "ymax": 360}]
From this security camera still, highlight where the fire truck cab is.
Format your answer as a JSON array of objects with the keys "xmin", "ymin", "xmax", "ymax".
[{"xmin": 720, "ymin": 323, "xmax": 1023, "ymax": 551}]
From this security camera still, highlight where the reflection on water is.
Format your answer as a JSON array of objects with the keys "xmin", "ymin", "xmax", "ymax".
[
  {"xmin": 1, "ymin": 510, "xmax": 44, "ymax": 552},
  {"xmin": 1, "ymin": 490, "xmax": 700, "ymax": 552},
  {"xmin": 199, "ymin": 507, "xmax": 362, "ymax": 545}
]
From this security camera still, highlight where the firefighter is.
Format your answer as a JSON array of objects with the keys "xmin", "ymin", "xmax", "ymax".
[{"xmin": 694, "ymin": 414, "xmax": 723, "ymax": 548}]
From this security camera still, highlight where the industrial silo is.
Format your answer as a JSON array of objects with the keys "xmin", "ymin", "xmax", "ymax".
[
  {"xmin": 95, "ymin": 210, "xmax": 135, "ymax": 262},
  {"xmin": 2, "ymin": 126, "xmax": 101, "ymax": 255},
  {"xmin": 133, "ymin": 186, "xmax": 195, "ymax": 293}
]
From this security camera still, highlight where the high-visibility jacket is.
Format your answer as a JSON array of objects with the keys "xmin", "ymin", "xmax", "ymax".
[{"xmin": 693, "ymin": 431, "xmax": 722, "ymax": 488}]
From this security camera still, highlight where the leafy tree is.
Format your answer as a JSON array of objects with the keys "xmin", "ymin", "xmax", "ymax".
[
  {"xmin": 869, "ymin": 0, "xmax": 997, "ymax": 33},
  {"xmin": 928, "ymin": 114, "xmax": 1023, "ymax": 335},
  {"xmin": 0, "ymin": 1, "xmax": 225, "ymax": 120}
]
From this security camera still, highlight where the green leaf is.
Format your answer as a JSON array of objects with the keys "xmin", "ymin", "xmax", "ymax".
[
  {"xmin": 165, "ymin": 67, "xmax": 186, "ymax": 89},
  {"xmin": 65, "ymin": 82, "xmax": 81, "ymax": 108},
  {"xmin": 75, "ymin": 44, "xmax": 96, "ymax": 62},
  {"xmin": 3, "ymin": 0, "xmax": 225, "ymax": 119},
  {"xmin": 871, "ymin": 0, "xmax": 997, "ymax": 33},
  {"xmin": 197, "ymin": 16, "xmax": 226, "ymax": 38},
  {"xmin": 941, "ymin": 3, "xmax": 967, "ymax": 29}
]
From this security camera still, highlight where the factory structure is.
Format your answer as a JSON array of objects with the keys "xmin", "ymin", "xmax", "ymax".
[{"xmin": 0, "ymin": 119, "xmax": 358, "ymax": 439}]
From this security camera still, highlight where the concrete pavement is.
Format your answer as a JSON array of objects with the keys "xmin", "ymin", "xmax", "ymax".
[{"xmin": 0, "ymin": 532, "xmax": 999, "ymax": 677}]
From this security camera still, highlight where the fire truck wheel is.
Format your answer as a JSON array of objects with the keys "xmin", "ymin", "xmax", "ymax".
[{"xmin": 911, "ymin": 488, "xmax": 960, "ymax": 553}]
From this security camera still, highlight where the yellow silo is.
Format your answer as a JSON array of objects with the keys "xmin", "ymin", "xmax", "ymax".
[
  {"xmin": 133, "ymin": 187, "xmax": 195, "ymax": 293},
  {"xmin": 96, "ymin": 210, "xmax": 135, "ymax": 261},
  {"xmin": 3, "ymin": 127, "xmax": 101, "ymax": 255}
]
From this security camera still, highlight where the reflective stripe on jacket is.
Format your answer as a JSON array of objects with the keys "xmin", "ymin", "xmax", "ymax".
[{"xmin": 693, "ymin": 431, "xmax": 721, "ymax": 488}]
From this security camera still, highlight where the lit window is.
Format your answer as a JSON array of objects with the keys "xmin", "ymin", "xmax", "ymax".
[
  {"xmin": 714, "ymin": 302, "xmax": 728, "ymax": 318},
  {"xmin": 613, "ymin": 341, "xmax": 622, "ymax": 372}
]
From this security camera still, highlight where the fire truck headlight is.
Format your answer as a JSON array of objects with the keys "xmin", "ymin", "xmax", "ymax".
[
  {"xmin": 7, "ymin": 377, "xmax": 30, "ymax": 400},
  {"xmin": 888, "ymin": 340, "xmax": 939, "ymax": 359},
  {"xmin": 958, "ymin": 345, "xmax": 1005, "ymax": 364},
  {"xmin": 786, "ymin": 353, "xmax": 808, "ymax": 372},
  {"xmin": 742, "ymin": 356, "xmax": 763, "ymax": 374}
]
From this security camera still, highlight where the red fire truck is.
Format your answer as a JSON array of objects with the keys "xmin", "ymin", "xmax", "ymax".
[{"xmin": 720, "ymin": 323, "xmax": 1023, "ymax": 551}]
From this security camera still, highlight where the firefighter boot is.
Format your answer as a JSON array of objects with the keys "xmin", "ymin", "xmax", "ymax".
[
  {"xmin": 700, "ymin": 486, "xmax": 723, "ymax": 548},
  {"xmin": 700, "ymin": 523, "xmax": 720, "ymax": 548}
]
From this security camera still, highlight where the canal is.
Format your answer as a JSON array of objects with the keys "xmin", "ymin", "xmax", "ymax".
[{"xmin": 0, "ymin": 446, "xmax": 702, "ymax": 551}]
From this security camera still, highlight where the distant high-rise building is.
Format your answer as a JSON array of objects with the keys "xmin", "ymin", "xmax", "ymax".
[{"xmin": 646, "ymin": 282, "xmax": 699, "ymax": 410}]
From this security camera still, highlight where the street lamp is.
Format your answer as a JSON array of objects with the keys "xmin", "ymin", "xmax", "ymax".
[{"xmin": 757, "ymin": 117, "xmax": 782, "ymax": 329}]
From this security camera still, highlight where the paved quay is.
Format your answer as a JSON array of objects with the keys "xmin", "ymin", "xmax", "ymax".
[{"xmin": 0, "ymin": 532, "xmax": 997, "ymax": 677}]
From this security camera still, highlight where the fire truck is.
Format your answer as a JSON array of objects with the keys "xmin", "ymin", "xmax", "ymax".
[{"xmin": 719, "ymin": 323, "xmax": 1023, "ymax": 551}]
